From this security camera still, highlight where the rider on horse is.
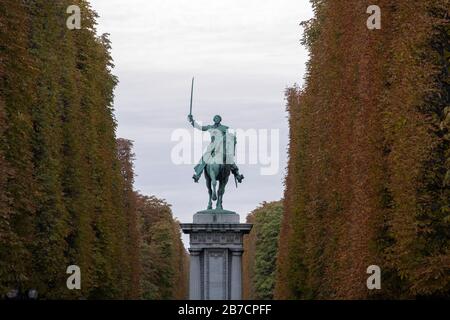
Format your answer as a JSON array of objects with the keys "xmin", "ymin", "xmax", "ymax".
[{"xmin": 188, "ymin": 114, "xmax": 244, "ymax": 184}]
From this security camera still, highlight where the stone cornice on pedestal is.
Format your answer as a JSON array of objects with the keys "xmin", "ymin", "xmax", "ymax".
[{"xmin": 180, "ymin": 223, "xmax": 253, "ymax": 233}]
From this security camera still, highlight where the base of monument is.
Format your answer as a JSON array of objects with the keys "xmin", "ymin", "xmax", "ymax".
[
  {"xmin": 180, "ymin": 211, "xmax": 252, "ymax": 300},
  {"xmin": 196, "ymin": 209, "xmax": 237, "ymax": 215},
  {"xmin": 193, "ymin": 210, "xmax": 239, "ymax": 224}
]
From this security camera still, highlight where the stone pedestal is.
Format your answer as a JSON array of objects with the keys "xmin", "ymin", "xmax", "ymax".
[{"xmin": 180, "ymin": 210, "xmax": 252, "ymax": 300}]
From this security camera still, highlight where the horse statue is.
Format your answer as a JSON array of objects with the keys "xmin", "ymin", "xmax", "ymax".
[{"xmin": 188, "ymin": 114, "xmax": 244, "ymax": 210}]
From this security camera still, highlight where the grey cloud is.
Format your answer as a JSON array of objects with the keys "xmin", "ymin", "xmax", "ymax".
[{"xmin": 90, "ymin": 0, "xmax": 313, "ymax": 245}]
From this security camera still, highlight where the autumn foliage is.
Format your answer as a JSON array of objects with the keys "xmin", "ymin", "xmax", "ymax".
[
  {"xmin": 137, "ymin": 194, "xmax": 189, "ymax": 300},
  {"xmin": 0, "ymin": 1, "xmax": 187, "ymax": 299},
  {"xmin": 275, "ymin": 0, "xmax": 450, "ymax": 299},
  {"xmin": 243, "ymin": 201, "xmax": 283, "ymax": 300}
]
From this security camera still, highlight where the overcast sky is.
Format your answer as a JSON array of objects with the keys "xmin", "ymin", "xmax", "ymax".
[{"xmin": 90, "ymin": 0, "xmax": 313, "ymax": 243}]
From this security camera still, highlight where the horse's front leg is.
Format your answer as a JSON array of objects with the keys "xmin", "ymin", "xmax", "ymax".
[
  {"xmin": 207, "ymin": 165, "xmax": 218, "ymax": 202},
  {"xmin": 216, "ymin": 186, "xmax": 223, "ymax": 210},
  {"xmin": 216, "ymin": 176, "xmax": 228, "ymax": 210},
  {"xmin": 210, "ymin": 176, "xmax": 218, "ymax": 201},
  {"xmin": 208, "ymin": 192, "xmax": 213, "ymax": 210},
  {"xmin": 205, "ymin": 174, "xmax": 213, "ymax": 210}
]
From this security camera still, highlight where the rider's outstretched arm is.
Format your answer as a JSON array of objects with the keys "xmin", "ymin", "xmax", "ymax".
[{"xmin": 188, "ymin": 116, "xmax": 209, "ymax": 131}]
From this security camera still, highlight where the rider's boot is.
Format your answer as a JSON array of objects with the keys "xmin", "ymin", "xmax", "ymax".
[
  {"xmin": 231, "ymin": 165, "xmax": 244, "ymax": 183},
  {"xmin": 192, "ymin": 173, "xmax": 201, "ymax": 183}
]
